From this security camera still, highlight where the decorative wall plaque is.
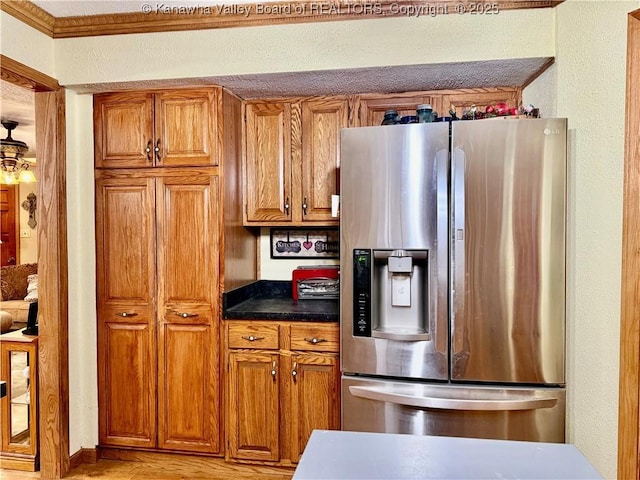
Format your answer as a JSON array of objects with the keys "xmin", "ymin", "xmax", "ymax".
[{"xmin": 270, "ymin": 228, "xmax": 339, "ymax": 259}]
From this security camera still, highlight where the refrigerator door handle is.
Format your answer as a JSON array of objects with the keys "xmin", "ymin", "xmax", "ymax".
[
  {"xmin": 349, "ymin": 386, "xmax": 557, "ymax": 411},
  {"xmin": 451, "ymin": 148, "xmax": 466, "ymax": 356}
]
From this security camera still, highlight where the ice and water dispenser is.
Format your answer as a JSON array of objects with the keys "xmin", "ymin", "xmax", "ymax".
[{"xmin": 353, "ymin": 248, "xmax": 429, "ymax": 341}]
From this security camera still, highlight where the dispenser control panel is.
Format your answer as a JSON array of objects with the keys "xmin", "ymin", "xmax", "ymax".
[{"xmin": 353, "ymin": 249, "xmax": 372, "ymax": 337}]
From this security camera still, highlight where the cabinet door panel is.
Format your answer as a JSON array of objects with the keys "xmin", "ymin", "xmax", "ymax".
[
  {"xmin": 95, "ymin": 177, "xmax": 156, "ymax": 306},
  {"xmin": 156, "ymin": 175, "xmax": 219, "ymax": 309},
  {"xmin": 94, "ymin": 92, "xmax": 154, "ymax": 168},
  {"xmin": 228, "ymin": 352, "xmax": 280, "ymax": 461},
  {"xmin": 99, "ymin": 322, "xmax": 157, "ymax": 448},
  {"xmin": 155, "ymin": 173, "xmax": 220, "ymax": 453},
  {"xmin": 96, "ymin": 176, "xmax": 157, "ymax": 449},
  {"xmin": 290, "ymin": 353, "xmax": 340, "ymax": 463},
  {"xmin": 155, "ymin": 90, "xmax": 218, "ymax": 167},
  {"xmin": 158, "ymin": 323, "xmax": 219, "ymax": 453},
  {"xmin": 244, "ymin": 102, "xmax": 292, "ymax": 222},
  {"xmin": 300, "ymin": 98, "xmax": 348, "ymax": 223}
]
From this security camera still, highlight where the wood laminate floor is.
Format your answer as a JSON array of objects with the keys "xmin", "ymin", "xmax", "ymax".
[{"xmin": 0, "ymin": 456, "xmax": 295, "ymax": 480}]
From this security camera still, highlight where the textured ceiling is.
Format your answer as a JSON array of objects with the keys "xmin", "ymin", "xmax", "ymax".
[
  {"xmin": 72, "ymin": 57, "xmax": 552, "ymax": 98},
  {"xmin": 0, "ymin": 80, "xmax": 36, "ymax": 157}
]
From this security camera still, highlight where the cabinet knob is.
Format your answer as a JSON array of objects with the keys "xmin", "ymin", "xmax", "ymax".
[
  {"xmin": 155, "ymin": 139, "xmax": 162, "ymax": 162},
  {"xmin": 175, "ymin": 312, "xmax": 198, "ymax": 318},
  {"xmin": 304, "ymin": 337, "xmax": 327, "ymax": 345},
  {"xmin": 302, "ymin": 196, "xmax": 308, "ymax": 215},
  {"xmin": 117, "ymin": 312, "xmax": 138, "ymax": 318},
  {"xmin": 271, "ymin": 360, "xmax": 277, "ymax": 380},
  {"xmin": 284, "ymin": 196, "xmax": 290, "ymax": 215},
  {"xmin": 145, "ymin": 140, "xmax": 153, "ymax": 162},
  {"xmin": 292, "ymin": 361, "xmax": 297, "ymax": 383}
]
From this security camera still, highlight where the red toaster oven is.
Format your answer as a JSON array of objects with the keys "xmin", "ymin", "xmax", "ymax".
[{"xmin": 292, "ymin": 266, "xmax": 340, "ymax": 300}]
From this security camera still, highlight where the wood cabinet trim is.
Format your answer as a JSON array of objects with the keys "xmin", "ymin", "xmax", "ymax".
[{"xmin": 618, "ymin": 9, "xmax": 640, "ymax": 480}]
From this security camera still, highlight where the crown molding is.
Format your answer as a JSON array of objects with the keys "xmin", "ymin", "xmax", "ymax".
[
  {"xmin": 2, "ymin": 0, "xmax": 563, "ymax": 39},
  {"xmin": 1, "ymin": 0, "xmax": 55, "ymax": 37}
]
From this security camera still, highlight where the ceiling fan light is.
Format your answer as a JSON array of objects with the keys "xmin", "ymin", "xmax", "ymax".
[
  {"xmin": 18, "ymin": 169, "xmax": 36, "ymax": 183},
  {"xmin": 4, "ymin": 171, "xmax": 18, "ymax": 185}
]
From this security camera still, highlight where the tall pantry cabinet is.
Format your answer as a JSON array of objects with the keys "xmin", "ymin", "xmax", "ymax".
[{"xmin": 94, "ymin": 87, "xmax": 257, "ymax": 454}]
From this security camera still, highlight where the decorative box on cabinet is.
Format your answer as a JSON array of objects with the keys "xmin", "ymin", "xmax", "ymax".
[
  {"xmin": 225, "ymin": 320, "xmax": 340, "ymax": 465},
  {"xmin": 0, "ymin": 330, "xmax": 38, "ymax": 472},
  {"xmin": 94, "ymin": 88, "xmax": 219, "ymax": 169},
  {"xmin": 243, "ymin": 97, "xmax": 349, "ymax": 226}
]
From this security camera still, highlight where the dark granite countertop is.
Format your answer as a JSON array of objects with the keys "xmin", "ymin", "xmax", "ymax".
[{"xmin": 223, "ymin": 280, "xmax": 339, "ymax": 322}]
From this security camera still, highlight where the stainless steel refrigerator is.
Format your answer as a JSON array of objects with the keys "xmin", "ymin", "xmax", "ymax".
[{"xmin": 340, "ymin": 118, "xmax": 567, "ymax": 443}]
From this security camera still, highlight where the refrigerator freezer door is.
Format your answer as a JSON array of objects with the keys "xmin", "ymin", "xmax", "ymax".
[
  {"xmin": 341, "ymin": 376, "xmax": 566, "ymax": 443},
  {"xmin": 340, "ymin": 124, "xmax": 450, "ymax": 381},
  {"xmin": 450, "ymin": 118, "xmax": 567, "ymax": 385}
]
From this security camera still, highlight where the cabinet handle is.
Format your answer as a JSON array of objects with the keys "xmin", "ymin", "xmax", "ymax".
[
  {"xmin": 175, "ymin": 312, "xmax": 199, "ymax": 318},
  {"xmin": 271, "ymin": 360, "xmax": 277, "ymax": 380},
  {"xmin": 284, "ymin": 196, "xmax": 290, "ymax": 215},
  {"xmin": 292, "ymin": 361, "xmax": 297, "ymax": 383},
  {"xmin": 145, "ymin": 140, "xmax": 153, "ymax": 162},
  {"xmin": 155, "ymin": 139, "xmax": 162, "ymax": 162},
  {"xmin": 117, "ymin": 312, "xmax": 138, "ymax": 318},
  {"xmin": 304, "ymin": 337, "xmax": 327, "ymax": 345},
  {"xmin": 302, "ymin": 196, "xmax": 308, "ymax": 215},
  {"xmin": 241, "ymin": 335, "xmax": 265, "ymax": 342}
]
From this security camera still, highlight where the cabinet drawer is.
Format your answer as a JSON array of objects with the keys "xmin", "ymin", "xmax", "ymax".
[
  {"xmin": 228, "ymin": 322, "xmax": 279, "ymax": 350},
  {"xmin": 290, "ymin": 324, "xmax": 339, "ymax": 352}
]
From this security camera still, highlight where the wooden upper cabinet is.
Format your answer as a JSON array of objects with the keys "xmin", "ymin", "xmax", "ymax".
[
  {"xmin": 358, "ymin": 92, "xmax": 438, "ymax": 126},
  {"xmin": 154, "ymin": 90, "xmax": 218, "ymax": 167},
  {"xmin": 441, "ymin": 88, "xmax": 521, "ymax": 118},
  {"xmin": 94, "ymin": 88, "xmax": 219, "ymax": 169},
  {"xmin": 243, "ymin": 97, "xmax": 348, "ymax": 226},
  {"xmin": 94, "ymin": 92, "xmax": 154, "ymax": 169},
  {"xmin": 300, "ymin": 98, "xmax": 348, "ymax": 223},
  {"xmin": 244, "ymin": 102, "xmax": 292, "ymax": 223}
]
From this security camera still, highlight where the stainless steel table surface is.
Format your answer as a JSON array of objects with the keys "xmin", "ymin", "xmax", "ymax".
[{"xmin": 293, "ymin": 430, "xmax": 603, "ymax": 479}]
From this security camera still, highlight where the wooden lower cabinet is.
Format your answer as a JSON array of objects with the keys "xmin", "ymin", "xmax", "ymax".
[
  {"xmin": 228, "ymin": 351, "xmax": 280, "ymax": 461},
  {"xmin": 225, "ymin": 320, "xmax": 340, "ymax": 465}
]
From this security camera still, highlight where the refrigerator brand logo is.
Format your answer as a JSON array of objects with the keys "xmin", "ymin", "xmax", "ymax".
[{"xmin": 544, "ymin": 128, "xmax": 561, "ymax": 135}]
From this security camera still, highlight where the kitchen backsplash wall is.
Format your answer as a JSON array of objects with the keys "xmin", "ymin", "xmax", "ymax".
[{"xmin": 259, "ymin": 228, "xmax": 339, "ymax": 279}]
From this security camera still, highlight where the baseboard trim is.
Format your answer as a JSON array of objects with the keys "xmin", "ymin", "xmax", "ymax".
[{"xmin": 69, "ymin": 447, "xmax": 98, "ymax": 469}]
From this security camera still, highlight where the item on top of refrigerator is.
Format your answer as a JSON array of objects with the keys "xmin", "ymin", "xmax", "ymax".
[
  {"xmin": 399, "ymin": 115, "xmax": 418, "ymax": 124},
  {"xmin": 381, "ymin": 110, "xmax": 400, "ymax": 125},
  {"xmin": 416, "ymin": 104, "xmax": 434, "ymax": 123}
]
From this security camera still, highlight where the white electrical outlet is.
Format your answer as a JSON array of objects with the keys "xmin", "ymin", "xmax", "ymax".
[{"xmin": 20, "ymin": 229, "xmax": 31, "ymax": 238}]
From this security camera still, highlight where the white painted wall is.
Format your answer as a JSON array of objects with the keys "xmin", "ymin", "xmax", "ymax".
[
  {"xmin": 54, "ymin": 9, "xmax": 555, "ymax": 87},
  {"xmin": 1, "ymin": 4, "xmax": 636, "ymax": 477},
  {"xmin": 65, "ymin": 90, "xmax": 98, "ymax": 453},
  {"xmin": 0, "ymin": 12, "xmax": 55, "ymax": 78},
  {"xmin": 554, "ymin": 1, "xmax": 637, "ymax": 478}
]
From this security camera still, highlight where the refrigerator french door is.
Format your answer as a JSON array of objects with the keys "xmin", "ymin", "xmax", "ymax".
[{"xmin": 340, "ymin": 119, "xmax": 567, "ymax": 442}]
